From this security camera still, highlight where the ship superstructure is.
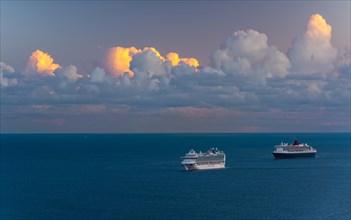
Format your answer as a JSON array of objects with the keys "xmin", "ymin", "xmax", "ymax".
[
  {"xmin": 273, "ymin": 140, "xmax": 317, "ymax": 159},
  {"xmin": 181, "ymin": 148, "xmax": 226, "ymax": 171}
]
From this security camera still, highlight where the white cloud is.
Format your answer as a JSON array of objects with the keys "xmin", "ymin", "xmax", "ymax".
[
  {"xmin": 57, "ymin": 65, "xmax": 81, "ymax": 83},
  {"xmin": 261, "ymin": 48, "xmax": 291, "ymax": 78},
  {"xmin": 130, "ymin": 48, "xmax": 168, "ymax": 77},
  {"xmin": 0, "ymin": 61, "xmax": 17, "ymax": 88},
  {"xmin": 210, "ymin": 29, "xmax": 290, "ymax": 78},
  {"xmin": 288, "ymin": 14, "xmax": 338, "ymax": 75},
  {"xmin": 0, "ymin": 61, "xmax": 15, "ymax": 73},
  {"xmin": 1, "ymin": 14, "xmax": 349, "ymax": 132},
  {"xmin": 90, "ymin": 67, "xmax": 107, "ymax": 83}
]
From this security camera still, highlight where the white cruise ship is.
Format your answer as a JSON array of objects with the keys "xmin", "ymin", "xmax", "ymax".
[
  {"xmin": 273, "ymin": 140, "xmax": 317, "ymax": 159},
  {"xmin": 181, "ymin": 148, "xmax": 226, "ymax": 171}
]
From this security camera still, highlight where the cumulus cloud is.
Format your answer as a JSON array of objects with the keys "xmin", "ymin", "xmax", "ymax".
[
  {"xmin": 130, "ymin": 48, "xmax": 168, "ymax": 77},
  {"xmin": 105, "ymin": 47, "xmax": 140, "ymax": 77},
  {"xmin": 105, "ymin": 46, "xmax": 200, "ymax": 79},
  {"xmin": 0, "ymin": 61, "xmax": 15, "ymax": 73},
  {"xmin": 1, "ymin": 13, "xmax": 349, "ymax": 132},
  {"xmin": 1, "ymin": 61, "xmax": 18, "ymax": 88},
  {"xmin": 210, "ymin": 29, "xmax": 290, "ymax": 78},
  {"xmin": 288, "ymin": 14, "xmax": 338, "ymax": 75},
  {"xmin": 90, "ymin": 67, "xmax": 108, "ymax": 83},
  {"xmin": 56, "ymin": 65, "xmax": 81, "ymax": 83},
  {"xmin": 26, "ymin": 50, "xmax": 61, "ymax": 76},
  {"xmin": 171, "ymin": 62, "xmax": 198, "ymax": 76},
  {"xmin": 166, "ymin": 52, "xmax": 199, "ymax": 67}
]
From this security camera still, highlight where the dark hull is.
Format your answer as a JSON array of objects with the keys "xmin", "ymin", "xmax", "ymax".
[{"xmin": 273, "ymin": 152, "xmax": 316, "ymax": 159}]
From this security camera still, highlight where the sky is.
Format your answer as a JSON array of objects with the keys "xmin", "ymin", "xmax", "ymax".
[{"xmin": 0, "ymin": 0, "xmax": 350, "ymax": 133}]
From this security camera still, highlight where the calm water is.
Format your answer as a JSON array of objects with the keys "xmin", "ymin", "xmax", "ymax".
[{"xmin": 1, "ymin": 133, "xmax": 350, "ymax": 220}]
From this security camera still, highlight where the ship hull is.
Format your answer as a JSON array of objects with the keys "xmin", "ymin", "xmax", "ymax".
[
  {"xmin": 183, "ymin": 163, "xmax": 225, "ymax": 171},
  {"xmin": 272, "ymin": 152, "xmax": 316, "ymax": 159}
]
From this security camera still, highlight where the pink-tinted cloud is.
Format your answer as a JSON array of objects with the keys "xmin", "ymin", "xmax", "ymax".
[
  {"xmin": 105, "ymin": 47, "xmax": 140, "ymax": 77},
  {"xmin": 26, "ymin": 50, "xmax": 61, "ymax": 76},
  {"xmin": 105, "ymin": 46, "xmax": 200, "ymax": 78}
]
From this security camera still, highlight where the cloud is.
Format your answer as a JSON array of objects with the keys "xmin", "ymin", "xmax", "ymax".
[
  {"xmin": 0, "ymin": 61, "xmax": 18, "ymax": 88},
  {"xmin": 306, "ymin": 14, "xmax": 332, "ymax": 40},
  {"xmin": 0, "ymin": 61, "xmax": 15, "ymax": 73},
  {"xmin": 288, "ymin": 14, "xmax": 338, "ymax": 75},
  {"xmin": 105, "ymin": 47, "xmax": 140, "ymax": 77},
  {"xmin": 56, "ymin": 65, "xmax": 81, "ymax": 83},
  {"xmin": 105, "ymin": 46, "xmax": 200, "ymax": 79},
  {"xmin": 210, "ymin": 29, "xmax": 290, "ymax": 78},
  {"xmin": 26, "ymin": 50, "xmax": 61, "ymax": 76},
  {"xmin": 159, "ymin": 106, "xmax": 235, "ymax": 118},
  {"xmin": 24, "ymin": 50, "xmax": 81, "ymax": 83},
  {"xmin": 1, "ymin": 13, "xmax": 350, "ymax": 132},
  {"xmin": 90, "ymin": 67, "xmax": 108, "ymax": 83},
  {"xmin": 335, "ymin": 48, "xmax": 351, "ymax": 79},
  {"xmin": 130, "ymin": 48, "xmax": 168, "ymax": 77},
  {"xmin": 78, "ymin": 104, "xmax": 107, "ymax": 114},
  {"xmin": 166, "ymin": 52, "xmax": 199, "ymax": 67}
]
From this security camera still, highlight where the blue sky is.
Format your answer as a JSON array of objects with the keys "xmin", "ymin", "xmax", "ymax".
[{"xmin": 1, "ymin": 1, "xmax": 350, "ymax": 133}]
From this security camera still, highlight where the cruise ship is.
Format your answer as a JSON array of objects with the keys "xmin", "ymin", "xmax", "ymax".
[
  {"xmin": 181, "ymin": 148, "xmax": 226, "ymax": 171},
  {"xmin": 273, "ymin": 140, "xmax": 317, "ymax": 159}
]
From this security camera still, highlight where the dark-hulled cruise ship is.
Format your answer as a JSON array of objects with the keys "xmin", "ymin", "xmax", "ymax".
[{"xmin": 273, "ymin": 140, "xmax": 317, "ymax": 159}]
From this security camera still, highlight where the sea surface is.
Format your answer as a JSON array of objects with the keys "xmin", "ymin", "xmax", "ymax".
[{"xmin": 1, "ymin": 133, "xmax": 350, "ymax": 220}]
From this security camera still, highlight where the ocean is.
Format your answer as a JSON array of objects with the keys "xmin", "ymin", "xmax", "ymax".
[{"xmin": 1, "ymin": 133, "xmax": 350, "ymax": 219}]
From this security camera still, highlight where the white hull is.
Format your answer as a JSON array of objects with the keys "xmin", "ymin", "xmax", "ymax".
[
  {"xmin": 183, "ymin": 163, "xmax": 225, "ymax": 171},
  {"xmin": 181, "ymin": 148, "xmax": 226, "ymax": 171}
]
